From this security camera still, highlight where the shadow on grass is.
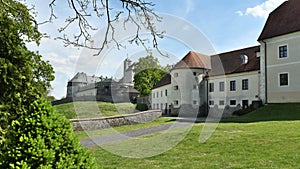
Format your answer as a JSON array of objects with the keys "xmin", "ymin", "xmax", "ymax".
[{"xmin": 220, "ymin": 103, "xmax": 300, "ymax": 123}]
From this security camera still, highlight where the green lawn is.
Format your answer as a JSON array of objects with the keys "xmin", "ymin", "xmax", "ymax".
[
  {"xmin": 53, "ymin": 101, "xmax": 136, "ymax": 119},
  {"xmin": 75, "ymin": 117, "xmax": 175, "ymax": 140},
  {"xmin": 82, "ymin": 103, "xmax": 300, "ymax": 168},
  {"xmin": 224, "ymin": 103, "xmax": 300, "ymax": 123}
]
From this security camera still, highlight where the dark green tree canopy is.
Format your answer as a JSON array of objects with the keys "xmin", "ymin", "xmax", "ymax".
[
  {"xmin": 133, "ymin": 55, "xmax": 169, "ymax": 96},
  {"xmin": 134, "ymin": 68, "xmax": 166, "ymax": 96},
  {"xmin": 0, "ymin": 1, "xmax": 94, "ymax": 167}
]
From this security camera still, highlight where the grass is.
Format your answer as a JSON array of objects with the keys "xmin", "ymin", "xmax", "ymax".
[
  {"xmin": 224, "ymin": 103, "xmax": 300, "ymax": 123},
  {"xmin": 53, "ymin": 101, "xmax": 136, "ymax": 119},
  {"xmin": 82, "ymin": 103, "xmax": 300, "ymax": 168},
  {"xmin": 75, "ymin": 117, "xmax": 175, "ymax": 140}
]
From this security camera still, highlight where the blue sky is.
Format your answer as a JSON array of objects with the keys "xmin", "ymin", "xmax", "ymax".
[{"xmin": 26, "ymin": 0, "xmax": 286, "ymax": 99}]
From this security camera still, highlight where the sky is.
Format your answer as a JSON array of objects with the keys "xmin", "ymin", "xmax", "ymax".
[{"xmin": 26, "ymin": 0, "xmax": 287, "ymax": 99}]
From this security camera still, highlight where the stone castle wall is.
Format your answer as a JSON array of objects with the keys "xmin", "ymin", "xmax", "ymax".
[{"xmin": 70, "ymin": 110, "xmax": 162, "ymax": 131}]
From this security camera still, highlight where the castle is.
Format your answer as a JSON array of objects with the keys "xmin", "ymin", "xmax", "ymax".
[
  {"xmin": 151, "ymin": 0, "xmax": 300, "ymax": 116},
  {"xmin": 66, "ymin": 58, "xmax": 139, "ymax": 103}
]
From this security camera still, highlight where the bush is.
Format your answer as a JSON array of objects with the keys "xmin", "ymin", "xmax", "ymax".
[
  {"xmin": 0, "ymin": 99, "xmax": 95, "ymax": 168},
  {"xmin": 232, "ymin": 105, "xmax": 255, "ymax": 116},
  {"xmin": 136, "ymin": 103, "xmax": 149, "ymax": 111}
]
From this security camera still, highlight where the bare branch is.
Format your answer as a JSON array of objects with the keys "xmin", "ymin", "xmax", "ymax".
[{"xmin": 45, "ymin": 0, "xmax": 165, "ymax": 55}]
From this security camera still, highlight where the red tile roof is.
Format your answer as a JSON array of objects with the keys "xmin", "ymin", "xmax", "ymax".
[
  {"xmin": 258, "ymin": 0, "xmax": 300, "ymax": 40},
  {"xmin": 173, "ymin": 51, "xmax": 211, "ymax": 69},
  {"xmin": 152, "ymin": 46, "xmax": 260, "ymax": 89}
]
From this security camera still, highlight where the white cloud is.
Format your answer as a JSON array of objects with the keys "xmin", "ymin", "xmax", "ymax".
[
  {"xmin": 238, "ymin": 0, "xmax": 287, "ymax": 18},
  {"xmin": 184, "ymin": 0, "xmax": 195, "ymax": 17},
  {"xmin": 236, "ymin": 11, "xmax": 244, "ymax": 16}
]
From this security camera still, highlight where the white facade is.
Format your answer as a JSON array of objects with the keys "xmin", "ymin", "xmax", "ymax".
[
  {"xmin": 208, "ymin": 71, "xmax": 260, "ymax": 109},
  {"xmin": 151, "ymin": 84, "xmax": 171, "ymax": 113}
]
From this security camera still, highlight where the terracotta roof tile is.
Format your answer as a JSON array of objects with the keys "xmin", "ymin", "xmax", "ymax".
[
  {"xmin": 258, "ymin": 0, "xmax": 300, "ymax": 40},
  {"xmin": 153, "ymin": 46, "xmax": 260, "ymax": 89},
  {"xmin": 173, "ymin": 51, "xmax": 211, "ymax": 69}
]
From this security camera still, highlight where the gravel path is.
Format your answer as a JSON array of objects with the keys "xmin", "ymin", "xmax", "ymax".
[{"xmin": 80, "ymin": 122, "xmax": 193, "ymax": 148}]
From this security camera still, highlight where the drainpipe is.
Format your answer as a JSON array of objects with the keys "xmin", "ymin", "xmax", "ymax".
[
  {"xmin": 262, "ymin": 40, "xmax": 268, "ymax": 104},
  {"xmin": 205, "ymin": 72, "xmax": 209, "ymax": 115}
]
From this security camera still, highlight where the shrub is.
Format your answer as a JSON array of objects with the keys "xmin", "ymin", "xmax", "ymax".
[
  {"xmin": 0, "ymin": 99, "xmax": 95, "ymax": 168},
  {"xmin": 136, "ymin": 103, "xmax": 149, "ymax": 111},
  {"xmin": 232, "ymin": 105, "xmax": 255, "ymax": 116}
]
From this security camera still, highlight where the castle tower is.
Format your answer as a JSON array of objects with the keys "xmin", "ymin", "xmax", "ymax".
[{"xmin": 123, "ymin": 58, "xmax": 134, "ymax": 85}]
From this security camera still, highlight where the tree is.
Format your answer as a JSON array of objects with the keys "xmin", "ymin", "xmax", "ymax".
[
  {"xmin": 1, "ymin": 99, "xmax": 94, "ymax": 168},
  {"xmin": 134, "ymin": 68, "xmax": 166, "ymax": 96},
  {"xmin": 0, "ymin": 1, "xmax": 94, "ymax": 167},
  {"xmin": 27, "ymin": 0, "xmax": 163, "ymax": 55},
  {"xmin": 133, "ymin": 55, "xmax": 167, "ymax": 96},
  {"xmin": 0, "ymin": 1, "xmax": 54, "ymax": 127},
  {"xmin": 133, "ymin": 55, "xmax": 162, "ymax": 74}
]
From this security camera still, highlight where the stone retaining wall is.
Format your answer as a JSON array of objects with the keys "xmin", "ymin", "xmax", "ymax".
[{"xmin": 70, "ymin": 110, "xmax": 162, "ymax": 131}]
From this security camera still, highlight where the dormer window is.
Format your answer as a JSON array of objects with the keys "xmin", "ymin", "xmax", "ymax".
[{"xmin": 240, "ymin": 55, "xmax": 248, "ymax": 64}]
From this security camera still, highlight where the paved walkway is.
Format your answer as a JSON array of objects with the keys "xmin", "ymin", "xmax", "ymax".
[{"xmin": 81, "ymin": 121, "xmax": 193, "ymax": 148}]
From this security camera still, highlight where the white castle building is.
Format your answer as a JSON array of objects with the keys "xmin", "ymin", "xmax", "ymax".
[{"xmin": 151, "ymin": 0, "xmax": 300, "ymax": 116}]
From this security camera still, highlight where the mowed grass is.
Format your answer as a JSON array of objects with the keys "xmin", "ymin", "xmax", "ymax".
[
  {"xmin": 53, "ymin": 101, "xmax": 136, "ymax": 119},
  {"xmin": 75, "ymin": 117, "xmax": 175, "ymax": 140},
  {"xmin": 85, "ymin": 103, "xmax": 300, "ymax": 168},
  {"xmin": 224, "ymin": 103, "xmax": 300, "ymax": 123}
]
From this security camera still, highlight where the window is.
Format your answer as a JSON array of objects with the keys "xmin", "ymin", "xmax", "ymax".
[
  {"xmin": 279, "ymin": 45, "xmax": 288, "ymax": 58},
  {"xmin": 209, "ymin": 100, "xmax": 214, "ymax": 106},
  {"xmin": 193, "ymin": 85, "xmax": 197, "ymax": 90},
  {"xmin": 156, "ymin": 92, "xmax": 159, "ymax": 98},
  {"xmin": 161, "ymin": 91, "xmax": 163, "ymax": 97},
  {"xmin": 174, "ymin": 85, "xmax": 179, "ymax": 90},
  {"xmin": 174, "ymin": 72, "xmax": 178, "ymax": 77},
  {"xmin": 153, "ymin": 93, "xmax": 155, "ymax": 98},
  {"xmin": 279, "ymin": 73, "xmax": 289, "ymax": 86},
  {"xmin": 242, "ymin": 79, "xmax": 249, "ymax": 90},
  {"xmin": 230, "ymin": 100, "xmax": 236, "ymax": 106},
  {"xmin": 174, "ymin": 100, "xmax": 179, "ymax": 106},
  {"xmin": 230, "ymin": 81, "xmax": 236, "ymax": 91},
  {"xmin": 157, "ymin": 104, "xmax": 159, "ymax": 109},
  {"xmin": 219, "ymin": 100, "xmax": 225, "ymax": 106},
  {"xmin": 153, "ymin": 104, "xmax": 155, "ymax": 109},
  {"xmin": 209, "ymin": 83, "xmax": 214, "ymax": 92},
  {"xmin": 193, "ymin": 72, "xmax": 197, "ymax": 76},
  {"xmin": 165, "ymin": 90, "xmax": 168, "ymax": 96},
  {"xmin": 219, "ymin": 82, "xmax": 225, "ymax": 92},
  {"xmin": 193, "ymin": 100, "xmax": 197, "ymax": 105}
]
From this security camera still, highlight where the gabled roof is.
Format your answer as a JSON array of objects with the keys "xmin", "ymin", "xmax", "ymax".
[
  {"xmin": 69, "ymin": 72, "xmax": 101, "ymax": 83},
  {"xmin": 210, "ymin": 46, "xmax": 260, "ymax": 76},
  {"xmin": 152, "ymin": 46, "xmax": 260, "ymax": 89},
  {"xmin": 258, "ymin": 0, "xmax": 300, "ymax": 41},
  {"xmin": 152, "ymin": 73, "xmax": 171, "ymax": 89},
  {"xmin": 173, "ymin": 51, "xmax": 211, "ymax": 70}
]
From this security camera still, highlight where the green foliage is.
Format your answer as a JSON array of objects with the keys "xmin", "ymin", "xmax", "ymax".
[
  {"xmin": 133, "ymin": 55, "xmax": 162, "ymax": 74},
  {"xmin": 134, "ymin": 68, "xmax": 166, "ymax": 96},
  {"xmin": 0, "ymin": 1, "xmax": 94, "ymax": 168},
  {"xmin": 0, "ymin": 99, "xmax": 94, "ymax": 168},
  {"xmin": 133, "ymin": 55, "xmax": 169, "ymax": 96},
  {"xmin": 0, "ymin": 1, "xmax": 54, "ymax": 129},
  {"xmin": 136, "ymin": 103, "xmax": 149, "ymax": 111},
  {"xmin": 232, "ymin": 105, "xmax": 255, "ymax": 116}
]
